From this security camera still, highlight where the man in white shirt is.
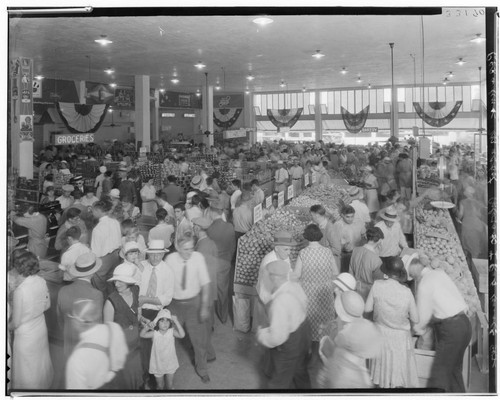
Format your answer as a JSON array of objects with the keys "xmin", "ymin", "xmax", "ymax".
[
  {"xmin": 57, "ymin": 184, "xmax": 75, "ymax": 210},
  {"xmin": 256, "ymin": 260, "xmax": 311, "ymax": 389},
  {"xmin": 274, "ymin": 160, "xmax": 289, "ymax": 193},
  {"xmin": 137, "ymin": 239, "xmax": 175, "ymax": 386},
  {"xmin": 409, "ymin": 259, "xmax": 471, "ymax": 393},
  {"xmin": 166, "ymin": 236, "xmax": 211, "ymax": 383},
  {"xmin": 90, "ymin": 200, "xmax": 122, "ymax": 295},
  {"xmin": 374, "ymin": 205, "xmax": 408, "ymax": 261},
  {"xmin": 229, "ymin": 179, "xmax": 242, "ymax": 210},
  {"xmin": 148, "ymin": 207, "xmax": 175, "ymax": 249},
  {"xmin": 348, "ymin": 186, "xmax": 371, "ymax": 227},
  {"xmin": 288, "ymin": 157, "xmax": 304, "ymax": 196},
  {"xmin": 59, "ymin": 226, "xmax": 91, "ymax": 282}
]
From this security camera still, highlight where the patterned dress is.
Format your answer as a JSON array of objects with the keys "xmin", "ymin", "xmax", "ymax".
[
  {"xmin": 367, "ymin": 279, "xmax": 419, "ymax": 388},
  {"xmin": 298, "ymin": 243, "xmax": 339, "ymax": 341}
]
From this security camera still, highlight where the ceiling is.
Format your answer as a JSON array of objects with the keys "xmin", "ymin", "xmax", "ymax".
[{"xmin": 8, "ymin": 8, "xmax": 488, "ymax": 94}]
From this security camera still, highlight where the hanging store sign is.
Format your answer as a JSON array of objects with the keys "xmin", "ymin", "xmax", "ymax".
[
  {"xmin": 159, "ymin": 90, "xmax": 202, "ymax": 109},
  {"xmin": 253, "ymin": 203, "xmax": 263, "ymax": 223},
  {"xmin": 54, "ymin": 133, "xmax": 95, "ymax": 145},
  {"xmin": 304, "ymin": 174, "xmax": 310, "ymax": 186},
  {"xmin": 361, "ymin": 127, "xmax": 378, "ymax": 133},
  {"xmin": 183, "ymin": 113, "xmax": 196, "ymax": 118},
  {"xmin": 162, "ymin": 112, "xmax": 175, "ymax": 118},
  {"xmin": 113, "ymin": 87, "xmax": 135, "ymax": 108},
  {"xmin": 224, "ymin": 128, "xmax": 247, "ymax": 139},
  {"xmin": 32, "ymin": 79, "xmax": 42, "ymax": 98}
]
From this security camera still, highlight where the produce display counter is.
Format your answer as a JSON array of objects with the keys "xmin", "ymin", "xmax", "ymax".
[
  {"xmin": 413, "ymin": 201, "xmax": 482, "ymax": 316},
  {"xmin": 233, "ymin": 182, "xmax": 351, "ymax": 297}
]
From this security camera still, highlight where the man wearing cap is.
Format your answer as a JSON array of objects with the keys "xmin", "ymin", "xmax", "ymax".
[
  {"xmin": 57, "ymin": 184, "xmax": 75, "ymax": 210},
  {"xmin": 165, "ymin": 236, "xmax": 212, "ymax": 383},
  {"xmin": 190, "ymin": 174, "xmax": 207, "ymax": 193},
  {"xmin": 348, "ymin": 186, "xmax": 371, "ymax": 227},
  {"xmin": 65, "ymin": 298, "xmax": 128, "ymax": 390},
  {"xmin": 57, "ymin": 253, "xmax": 104, "ymax": 364},
  {"xmin": 162, "ymin": 175, "xmax": 185, "ymax": 207},
  {"xmin": 274, "ymin": 160, "xmax": 289, "ymax": 193},
  {"xmin": 256, "ymin": 231, "xmax": 296, "ymax": 306},
  {"xmin": 409, "ymin": 259, "xmax": 472, "ymax": 392},
  {"xmin": 90, "ymin": 201, "xmax": 122, "ymax": 295},
  {"xmin": 206, "ymin": 199, "xmax": 237, "ymax": 324},
  {"xmin": 289, "ymin": 157, "xmax": 304, "ymax": 196},
  {"xmin": 192, "ymin": 216, "xmax": 218, "ymax": 362},
  {"xmin": 137, "ymin": 239, "xmax": 175, "ymax": 385},
  {"xmin": 95, "ymin": 166, "xmax": 107, "ymax": 199},
  {"xmin": 375, "ymin": 205, "xmax": 408, "ymax": 261},
  {"xmin": 55, "ymin": 207, "xmax": 89, "ymax": 252},
  {"xmin": 256, "ymin": 260, "xmax": 311, "ymax": 389}
]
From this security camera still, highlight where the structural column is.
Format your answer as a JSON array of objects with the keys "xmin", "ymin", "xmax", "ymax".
[
  {"xmin": 314, "ymin": 90, "xmax": 323, "ymax": 142},
  {"xmin": 244, "ymin": 93, "xmax": 257, "ymax": 144},
  {"xmin": 201, "ymin": 84, "xmax": 214, "ymax": 147},
  {"xmin": 135, "ymin": 75, "xmax": 151, "ymax": 150},
  {"xmin": 151, "ymin": 89, "xmax": 160, "ymax": 143}
]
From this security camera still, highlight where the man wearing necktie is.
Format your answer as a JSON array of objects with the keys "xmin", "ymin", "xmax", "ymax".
[
  {"xmin": 137, "ymin": 239, "xmax": 175, "ymax": 389},
  {"xmin": 165, "ymin": 235, "xmax": 212, "ymax": 383}
]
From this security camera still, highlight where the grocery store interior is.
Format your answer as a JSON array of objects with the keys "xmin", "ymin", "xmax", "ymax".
[{"xmin": 6, "ymin": 6, "xmax": 495, "ymax": 394}]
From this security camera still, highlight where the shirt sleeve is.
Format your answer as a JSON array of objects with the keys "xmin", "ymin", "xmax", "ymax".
[
  {"xmin": 90, "ymin": 224, "xmax": 102, "ymax": 256},
  {"xmin": 257, "ymin": 294, "xmax": 290, "ymax": 348},
  {"xmin": 414, "ymin": 276, "xmax": 434, "ymax": 334},
  {"xmin": 12, "ymin": 216, "xmax": 34, "ymax": 229}
]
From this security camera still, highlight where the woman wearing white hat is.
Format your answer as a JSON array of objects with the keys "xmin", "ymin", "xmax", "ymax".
[{"xmin": 103, "ymin": 262, "xmax": 143, "ymax": 389}]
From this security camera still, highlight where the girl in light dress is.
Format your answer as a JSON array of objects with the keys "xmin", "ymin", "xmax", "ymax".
[{"xmin": 140, "ymin": 309, "xmax": 185, "ymax": 390}]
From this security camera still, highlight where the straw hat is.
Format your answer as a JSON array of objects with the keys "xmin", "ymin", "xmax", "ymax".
[
  {"xmin": 190, "ymin": 175, "xmax": 203, "ymax": 189},
  {"xmin": 273, "ymin": 231, "xmax": 297, "ymax": 247},
  {"xmin": 123, "ymin": 241, "xmax": 140, "ymax": 255},
  {"xmin": 334, "ymin": 290, "xmax": 364, "ymax": 323},
  {"xmin": 401, "ymin": 252, "xmax": 419, "ymax": 282},
  {"xmin": 69, "ymin": 253, "xmax": 102, "ymax": 278},
  {"xmin": 333, "ymin": 272, "xmax": 357, "ymax": 292},
  {"xmin": 105, "ymin": 153, "xmax": 113, "ymax": 160},
  {"xmin": 108, "ymin": 263, "xmax": 139, "ymax": 285},
  {"xmin": 109, "ymin": 188, "xmax": 120, "ymax": 199},
  {"xmin": 192, "ymin": 217, "xmax": 212, "ymax": 230},
  {"xmin": 380, "ymin": 205, "xmax": 399, "ymax": 221},
  {"xmin": 145, "ymin": 239, "xmax": 169, "ymax": 254}
]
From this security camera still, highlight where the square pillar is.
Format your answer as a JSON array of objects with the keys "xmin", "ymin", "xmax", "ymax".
[
  {"xmin": 314, "ymin": 91, "xmax": 323, "ymax": 142},
  {"xmin": 135, "ymin": 75, "xmax": 151, "ymax": 150},
  {"xmin": 201, "ymin": 85, "xmax": 214, "ymax": 147}
]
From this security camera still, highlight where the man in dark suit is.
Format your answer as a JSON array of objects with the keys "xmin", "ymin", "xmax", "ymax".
[
  {"xmin": 57, "ymin": 253, "xmax": 104, "ymax": 365},
  {"xmin": 162, "ymin": 175, "xmax": 185, "ymax": 206}
]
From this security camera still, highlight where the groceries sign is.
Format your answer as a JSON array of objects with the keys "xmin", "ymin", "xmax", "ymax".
[{"xmin": 54, "ymin": 133, "xmax": 95, "ymax": 145}]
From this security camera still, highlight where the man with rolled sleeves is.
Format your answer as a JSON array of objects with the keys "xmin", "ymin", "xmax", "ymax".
[
  {"xmin": 165, "ymin": 236, "xmax": 212, "ymax": 383},
  {"xmin": 256, "ymin": 260, "xmax": 311, "ymax": 389}
]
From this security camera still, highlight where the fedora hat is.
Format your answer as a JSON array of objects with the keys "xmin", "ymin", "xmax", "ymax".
[
  {"xmin": 380, "ymin": 205, "xmax": 399, "ymax": 221},
  {"xmin": 192, "ymin": 217, "xmax": 212, "ymax": 230},
  {"xmin": 69, "ymin": 252, "xmax": 103, "ymax": 278},
  {"xmin": 146, "ymin": 239, "xmax": 169, "ymax": 254},
  {"xmin": 334, "ymin": 290, "xmax": 364, "ymax": 323},
  {"xmin": 109, "ymin": 188, "xmax": 120, "ymax": 199},
  {"xmin": 333, "ymin": 272, "xmax": 357, "ymax": 292},
  {"xmin": 190, "ymin": 175, "xmax": 203, "ymax": 189},
  {"xmin": 273, "ymin": 231, "xmax": 297, "ymax": 247},
  {"xmin": 73, "ymin": 175, "xmax": 83, "ymax": 182},
  {"xmin": 381, "ymin": 256, "xmax": 407, "ymax": 283},
  {"xmin": 348, "ymin": 186, "xmax": 363, "ymax": 199},
  {"xmin": 108, "ymin": 262, "xmax": 139, "ymax": 285}
]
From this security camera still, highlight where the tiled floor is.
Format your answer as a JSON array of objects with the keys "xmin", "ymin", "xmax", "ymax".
[{"xmin": 46, "ymin": 315, "xmax": 491, "ymax": 393}]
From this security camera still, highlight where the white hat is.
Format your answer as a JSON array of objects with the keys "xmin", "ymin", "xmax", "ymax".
[
  {"xmin": 109, "ymin": 188, "xmax": 120, "ymax": 199},
  {"xmin": 380, "ymin": 205, "xmax": 399, "ymax": 221},
  {"xmin": 123, "ymin": 241, "xmax": 140, "ymax": 255},
  {"xmin": 333, "ymin": 273, "xmax": 357, "ymax": 292},
  {"xmin": 153, "ymin": 308, "xmax": 172, "ymax": 325},
  {"xmin": 62, "ymin": 184, "xmax": 74, "ymax": 192},
  {"xmin": 334, "ymin": 290, "xmax": 364, "ymax": 323},
  {"xmin": 401, "ymin": 252, "xmax": 419, "ymax": 282},
  {"xmin": 146, "ymin": 239, "xmax": 169, "ymax": 254},
  {"xmin": 108, "ymin": 263, "xmax": 139, "ymax": 285},
  {"xmin": 69, "ymin": 253, "xmax": 102, "ymax": 278},
  {"xmin": 105, "ymin": 153, "xmax": 113, "ymax": 160}
]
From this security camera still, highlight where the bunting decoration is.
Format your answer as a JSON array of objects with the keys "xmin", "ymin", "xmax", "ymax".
[
  {"xmin": 213, "ymin": 108, "xmax": 243, "ymax": 129},
  {"xmin": 56, "ymin": 102, "xmax": 110, "ymax": 133},
  {"xmin": 341, "ymin": 105, "xmax": 370, "ymax": 133},
  {"xmin": 413, "ymin": 101, "xmax": 462, "ymax": 127},
  {"xmin": 267, "ymin": 108, "xmax": 303, "ymax": 129}
]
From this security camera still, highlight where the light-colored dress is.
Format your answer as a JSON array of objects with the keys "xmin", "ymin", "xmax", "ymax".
[
  {"xmin": 363, "ymin": 173, "xmax": 380, "ymax": 213},
  {"xmin": 298, "ymin": 243, "xmax": 338, "ymax": 341},
  {"xmin": 367, "ymin": 279, "xmax": 419, "ymax": 388},
  {"xmin": 149, "ymin": 328, "xmax": 179, "ymax": 375},
  {"xmin": 12, "ymin": 275, "xmax": 54, "ymax": 389},
  {"xmin": 140, "ymin": 184, "xmax": 158, "ymax": 217}
]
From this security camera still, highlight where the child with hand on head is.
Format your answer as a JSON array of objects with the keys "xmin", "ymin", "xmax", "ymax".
[{"xmin": 140, "ymin": 309, "xmax": 185, "ymax": 390}]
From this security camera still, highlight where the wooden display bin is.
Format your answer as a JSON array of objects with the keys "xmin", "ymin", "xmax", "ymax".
[{"xmin": 413, "ymin": 337, "xmax": 472, "ymax": 391}]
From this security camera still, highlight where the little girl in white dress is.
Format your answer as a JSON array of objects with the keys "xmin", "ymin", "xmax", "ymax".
[{"xmin": 140, "ymin": 308, "xmax": 185, "ymax": 390}]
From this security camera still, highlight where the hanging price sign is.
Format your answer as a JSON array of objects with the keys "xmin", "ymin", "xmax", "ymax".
[
  {"xmin": 278, "ymin": 191, "xmax": 285, "ymax": 207},
  {"xmin": 287, "ymin": 185, "xmax": 294, "ymax": 200}
]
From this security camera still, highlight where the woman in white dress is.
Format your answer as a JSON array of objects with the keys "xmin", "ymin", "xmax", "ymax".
[{"xmin": 9, "ymin": 251, "xmax": 54, "ymax": 390}]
